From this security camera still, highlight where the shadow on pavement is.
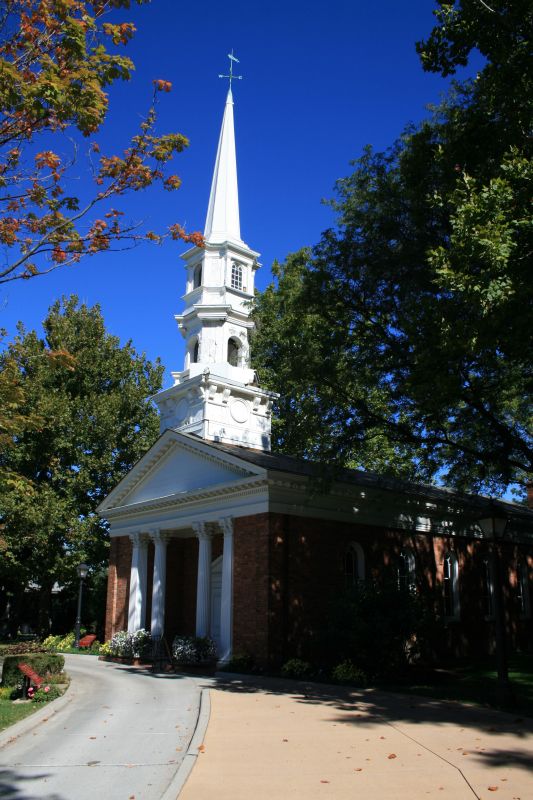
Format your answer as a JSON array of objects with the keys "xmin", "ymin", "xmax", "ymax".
[
  {"xmin": 211, "ymin": 673, "xmax": 533, "ymax": 739},
  {"xmin": 0, "ymin": 768, "xmax": 62, "ymax": 800}
]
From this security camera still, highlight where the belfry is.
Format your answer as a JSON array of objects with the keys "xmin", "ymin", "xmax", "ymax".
[{"xmin": 153, "ymin": 80, "xmax": 276, "ymax": 451}]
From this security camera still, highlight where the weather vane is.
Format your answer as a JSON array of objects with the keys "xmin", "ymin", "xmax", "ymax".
[{"xmin": 218, "ymin": 50, "xmax": 243, "ymax": 89}]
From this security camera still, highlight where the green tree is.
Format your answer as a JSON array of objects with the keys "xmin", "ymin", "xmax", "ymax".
[
  {"xmin": 0, "ymin": 0, "xmax": 202, "ymax": 285},
  {"xmin": 252, "ymin": 0, "xmax": 532, "ymax": 497},
  {"xmin": 0, "ymin": 297, "xmax": 163, "ymax": 633}
]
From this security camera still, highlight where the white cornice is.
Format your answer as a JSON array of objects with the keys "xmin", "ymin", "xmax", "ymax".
[{"xmin": 104, "ymin": 476, "xmax": 269, "ymax": 531}]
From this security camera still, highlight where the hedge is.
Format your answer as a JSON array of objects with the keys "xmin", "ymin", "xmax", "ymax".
[{"xmin": 1, "ymin": 653, "xmax": 65, "ymax": 687}]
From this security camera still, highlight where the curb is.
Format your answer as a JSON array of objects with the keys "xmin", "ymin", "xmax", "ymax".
[
  {"xmin": 0, "ymin": 685, "xmax": 73, "ymax": 751},
  {"xmin": 161, "ymin": 686, "xmax": 211, "ymax": 800}
]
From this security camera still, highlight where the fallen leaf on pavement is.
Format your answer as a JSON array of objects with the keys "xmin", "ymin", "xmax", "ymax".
[
  {"xmin": 320, "ymin": 780, "xmax": 330, "ymax": 783},
  {"xmin": 388, "ymin": 754, "xmax": 397, "ymax": 759},
  {"xmin": 198, "ymin": 744, "xmax": 205, "ymax": 752},
  {"xmin": 488, "ymin": 788, "xmax": 499, "ymax": 792},
  {"xmin": 355, "ymin": 768, "xmax": 363, "ymax": 772}
]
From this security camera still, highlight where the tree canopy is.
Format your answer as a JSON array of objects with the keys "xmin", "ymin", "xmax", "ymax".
[
  {"xmin": 0, "ymin": 296, "xmax": 163, "ymax": 631},
  {"xmin": 252, "ymin": 0, "xmax": 532, "ymax": 498},
  {"xmin": 0, "ymin": 0, "xmax": 202, "ymax": 284}
]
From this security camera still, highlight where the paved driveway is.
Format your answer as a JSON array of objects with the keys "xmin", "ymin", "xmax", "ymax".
[{"xmin": 0, "ymin": 654, "xmax": 201, "ymax": 800}]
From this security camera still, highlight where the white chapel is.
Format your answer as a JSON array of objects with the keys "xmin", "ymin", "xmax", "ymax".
[{"xmin": 99, "ymin": 70, "xmax": 533, "ymax": 669}]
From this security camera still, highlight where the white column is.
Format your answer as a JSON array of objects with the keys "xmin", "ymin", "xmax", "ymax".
[
  {"xmin": 150, "ymin": 530, "xmax": 168, "ymax": 638},
  {"xmin": 220, "ymin": 516, "xmax": 234, "ymax": 662},
  {"xmin": 128, "ymin": 533, "xmax": 148, "ymax": 632},
  {"xmin": 193, "ymin": 521, "xmax": 212, "ymax": 637}
]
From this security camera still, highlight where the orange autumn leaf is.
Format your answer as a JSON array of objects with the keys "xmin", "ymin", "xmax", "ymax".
[
  {"xmin": 197, "ymin": 744, "xmax": 205, "ymax": 752},
  {"xmin": 388, "ymin": 753, "xmax": 397, "ymax": 759}
]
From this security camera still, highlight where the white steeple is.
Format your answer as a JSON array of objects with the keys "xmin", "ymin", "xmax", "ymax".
[
  {"xmin": 204, "ymin": 88, "xmax": 242, "ymax": 245},
  {"xmin": 153, "ymin": 64, "xmax": 277, "ymax": 452}
]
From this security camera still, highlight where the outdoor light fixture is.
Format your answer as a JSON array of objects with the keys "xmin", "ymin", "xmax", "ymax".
[
  {"xmin": 478, "ymin": 507, "xmax": 508, "ymax": 540},
  {"xmin": 74, "ymin": 563, "xmax": 89, "ymax": 648},
  {"xmin": 477, "ymin": 503, "xmax": 513, "ymax": 706}
]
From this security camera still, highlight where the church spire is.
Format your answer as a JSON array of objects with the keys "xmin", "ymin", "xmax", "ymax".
[
  {"xmin": 153, "ymin": 59, "xmax": 278, "ymax": 451},
  {"xmin": 204, "ymin": 86, "xmax": 242, "ymax": 244}
]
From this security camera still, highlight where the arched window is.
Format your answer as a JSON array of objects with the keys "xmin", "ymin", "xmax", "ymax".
[
  {"xmin": 231, "ymin": 262, "xmax": 243, "ymax": 290},
  {"xmin": 193, "ymin": 265, "xmax": 202, "ymax": 289},
  {"xmin": 481, "ymin": 558, "xmax": 494, "ymax": 618},
  {"xmin": 344, "ymin": 542, "xmax": 365, "ymax": 588},
  {"xmin": 516, "ymin": 560, "xmax": 531, "ymax": 619},
  {"xmin": 398, "ymin": 549, "xmax": 416, "ymax": 592},
  {"xmin": 227, "ymin": 337, "xmax": 240, "ymax": 367},
  {"xmin": 190, "ymin": 338, "xmax": 200, "ymax": 364},
  {"xmin": 443, "ymin": 552, "xmax": 460, "ymax": 619}
]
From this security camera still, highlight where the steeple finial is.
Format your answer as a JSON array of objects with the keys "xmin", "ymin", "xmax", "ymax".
[{"xmin": 218, "ymin": 50, "xmax": 243, "ymax": 91}]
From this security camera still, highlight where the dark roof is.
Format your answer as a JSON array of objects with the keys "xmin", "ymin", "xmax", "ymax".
[{"xmin": 195, "ymin": 435, "xmax": 533, "ymax": 521}]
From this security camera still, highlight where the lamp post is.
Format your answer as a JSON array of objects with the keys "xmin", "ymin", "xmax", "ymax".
[
  {"xmin": 74, "ymin": 563, "xmax": 89, "ymax": 649},
  {"xmin": 478, "ymin": 505, "xmax": 514, "ymax": 707}
]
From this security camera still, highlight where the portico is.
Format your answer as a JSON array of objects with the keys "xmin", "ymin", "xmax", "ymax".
[{"xmin": 125, "ymin": 517, "xmax": 234, "ymax": 660}]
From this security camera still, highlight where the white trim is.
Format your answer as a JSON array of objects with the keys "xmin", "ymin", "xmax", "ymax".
[
  {"xmin": 398, "ymin": 547, "xmax": 416, "ymax": 591},
  {"xmin": 517, "ymin": 559, "xmax": 531, "ymax": 620},
  {"xmin": 443, "ymin": 551, "xmax": 460, "ymax": 620},
  {"xmin": 345, "ymin": 541, "xmax": 365, "ymax": 583}
]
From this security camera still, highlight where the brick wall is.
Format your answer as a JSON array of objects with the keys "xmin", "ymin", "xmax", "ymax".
[
  {"xmin": 104, "ymin": 536, "xmax": 131, "ymax": 641},
  {"xmin": 233, "ymin": 513, "xmax": 271, "ymax": 663},
  {"xmin": 230, "ymin": 512, "xmax": 533, "ymax": 667}
]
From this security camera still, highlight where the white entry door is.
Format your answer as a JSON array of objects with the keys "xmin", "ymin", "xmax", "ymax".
[{"xmin": 210, "ymin": 557, "xmax": 222, "ymax": 654}]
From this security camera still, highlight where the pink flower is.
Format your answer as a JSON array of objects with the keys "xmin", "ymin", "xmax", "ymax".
[{"xmin": 44, "ymin": 686, "xmax": 50, "ymax": 693}]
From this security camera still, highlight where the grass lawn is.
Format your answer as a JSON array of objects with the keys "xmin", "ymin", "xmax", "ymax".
[
  {"xmin": 55, "ymin": 647, "xmax": 100, "ymax": 656},
  {"xmin": 383, "ymin": 654, "xmax": 533, "ymax": 716},
  {"xmin": 0, "ymin": 690, "xmax": 40, "ymax": 733}
]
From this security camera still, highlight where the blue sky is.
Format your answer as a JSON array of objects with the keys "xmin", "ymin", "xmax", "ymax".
[{"xmin": 1, "ymin": 0, "xmax": 481, "ymax": 386}]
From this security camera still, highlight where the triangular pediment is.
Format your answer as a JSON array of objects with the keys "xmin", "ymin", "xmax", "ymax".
[{"xmin": 97, "ymin": 430, "xmax": 264, "ymax": 513}]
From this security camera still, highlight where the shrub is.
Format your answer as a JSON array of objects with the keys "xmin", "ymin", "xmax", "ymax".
[
  {"xmin": 220, "ymin": 652, "xmax": 256, "ymax": 673},
  {"xmin": 1, "ymin": 654, "xmax": 65, "ymax": 687},
  {"xmin": 323, "ymin": 581, "xmax": 441, "ymax": 679},
  {"xmin": 99, "ymin": 640, "xmax": 113, "ymax": 657},
  {"xmin": 281, "ymin": 658, "xmax": 313, "ymax": 680},
  {"xmin": 57, "ymin": 632, "xmax": 75, "ymax": 650},
  {"xmin": 172, "ymin": 636, "xmax": 218, "ymax": 665},
  {"xmin": 30, "ymin": 684, "xmax": 63, "ymax": 704},
  {"xmin": 331, "ymin": 660, "xmax": 367, "ymax": 686},
  {"xmin": 108, "ymin": 629, "xmax": 151, "ymax": 659},
  {"xmin": 41, "ymin": 635, "xmax": 61, "ymax": 652}
]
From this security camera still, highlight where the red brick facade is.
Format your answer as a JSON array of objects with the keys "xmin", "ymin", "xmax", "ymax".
[
  {"xmin": 104, "ymin": 512, "xmax": 533, "ymax": 664},
  {"xmin": 104, "ymin": 536, "xmax": 132, "ymax": 641},
  {"xmin": 231, "ymin": 513, "xmax": 533, "ymax": 666}
]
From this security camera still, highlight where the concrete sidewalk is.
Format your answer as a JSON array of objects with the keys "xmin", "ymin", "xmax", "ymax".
[{"xmin": 180, "ymin": 675, "xmax": 533, "ymax": 800}]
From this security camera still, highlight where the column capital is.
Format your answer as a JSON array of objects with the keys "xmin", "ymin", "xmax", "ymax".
[
  {"xmin": 149, "ymin": 529, "xmax": 169, "ymax": 545},
  {"xmin": 129, "ymin": 531, "xmax": 148, "ymax": 548},
  {"xmin": 220, "ymin": 516, "xmax": 234, "ymax": 538},
  {"xmin": 192, "ymin": 520, "xmax": 211, "ymax": 540}
]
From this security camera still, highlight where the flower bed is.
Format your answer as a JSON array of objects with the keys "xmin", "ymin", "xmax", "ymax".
[{"xmin": 99, "ymin": 629, "xmax": 152, "ymax": 663}]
